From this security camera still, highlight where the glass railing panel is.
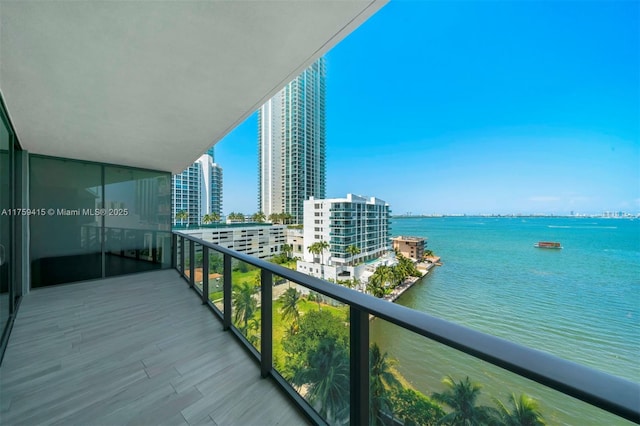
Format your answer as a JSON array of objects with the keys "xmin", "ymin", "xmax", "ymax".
[
  {"xmin": 193, "ymin": 242, "xmax": 203, "ymax": 295},
  {"xmin": 231, "ymin": 258, "xmax": 261, "ymax": 350},
  {"xmin": 184, "ymin": 239, "xmax": 191, "ymax": 279},
  {"xmin": 176, "ymin": 237, "xmax": 183, "ymax": 273},
  {"xmin": 208, "ymin": 249, "xmax": 224, "ymax": 313},
  {"xmin": 369, "ymin": 317, "xmax": 634, "ymax": 426},
  {"xmin": 272, "ymin": 278, "xmax": 351, "ymax": 425}
]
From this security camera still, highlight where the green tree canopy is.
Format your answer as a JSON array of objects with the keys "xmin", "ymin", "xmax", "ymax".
[
  {"xmin": 345, "ymin": 244, "xmax": 361, "ymax": 266},
  {"xmin": 391, "ymin": 388, "xmax": 445, "ymax": 426},
  {"xmin": 232, "ymin": 281, "xmax": 258, "ymax": 333},
  {"xmin": 493, "ymin": 393, "xmax": 546, "ymax": 426},
  {"xmin": 370, "ymin": 343, "xmax": 402, "ymax": 425},
  {"xmin": 282, "ymin": 309, "xmax": 350, "ymax": 424},
  {"xmin": 432, "ymin": 376, "xmax": 495, "ymax": 426},
  {"xmin": 280, "ymin": 287, "xmax": 301, "ymax": 323},
  {"xmin": 175, "ymin": 210, "xmax": 188, "ymax": 225},
  {"xmin": 251, "ymin": 211, "xmax": 266, "ymax": 223}
]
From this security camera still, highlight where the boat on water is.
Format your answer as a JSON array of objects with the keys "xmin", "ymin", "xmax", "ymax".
[{"xmin": 534, "ymin": 241, "xmax": 563, "ymax": 249}]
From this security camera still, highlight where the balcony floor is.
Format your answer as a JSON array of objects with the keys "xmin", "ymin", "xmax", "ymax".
[{"xmin": 0, "ymin": 270, "xmax": 308, "ymax": 426}]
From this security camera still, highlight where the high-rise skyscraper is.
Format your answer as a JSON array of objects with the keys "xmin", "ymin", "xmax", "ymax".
[
  {"xmin": 172, "ymin": 147, "xmax": 223, "ymax": 226},
  {"xmin": 259, "ymin": 57, "xmax": 326, "ymax": 224}
]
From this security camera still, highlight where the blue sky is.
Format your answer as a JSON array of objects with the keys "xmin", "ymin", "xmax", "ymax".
[{"xmin": 215, "ymin": 0, "xmax": 639, "ymax": 216}]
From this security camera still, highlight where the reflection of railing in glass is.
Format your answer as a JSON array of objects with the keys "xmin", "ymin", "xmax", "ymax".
[
  {"xmin": 174, "ymin": 232, "xmax": 640, "ymax": 426},
  {"xmin": 80, "ymin": 225, "xmax": 171, "ymax": 270}
]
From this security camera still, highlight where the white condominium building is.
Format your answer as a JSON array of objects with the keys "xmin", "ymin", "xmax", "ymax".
[
  {"xmin": 258, "ymin": 57, "xmax": 326, "ymax": 224},
  {"xmin": 172, "ymin": 147, "xmax": 223, "ymax": 227},
  {"xmin": 302, "ymin": 194, "xmax": 391, "ymax": 267}
]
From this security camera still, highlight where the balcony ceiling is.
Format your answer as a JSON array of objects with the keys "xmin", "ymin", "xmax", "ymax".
[{"xmin": 0, "ymin": 0, "xmax": 386, "ymax": 173}]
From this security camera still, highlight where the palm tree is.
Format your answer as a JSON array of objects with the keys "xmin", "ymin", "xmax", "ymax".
[
  {"xmin": 345, "ymin": 244, "xmax": 361, "ymax": 266},
  {"xmin": 175, "ymin": 210, "xmax": 188, "ymax": 227},
  {"xmin": 369, "ymin": 265, "xmax": 395, "ymax": 292},
  {"xmin": 307, "ymin": 242, "xmax": 322, "ymax": 262},
  {"xmin": 317, "ymin": 240, "xmax": 330, "ymax": 265},
  {"xmin": 493, "ymin": 393, "xmax": 546, "ymax": 426},
  {"xmin": 202, "ymin": 213, "xmax": 218, "ymax": 225},
  {"xmin": 280, "ymin": 287, "xmax": 301, "ymax": 322},
  {"xmin": 281, "ymin": 243, "xmax": 293, "ymax": 260},
  {"xmin": 251, "ymin": 211, "xmax": 266, "ymax": 223},
  {"xmin": 246, "ymin": 317, "xmax": 261, "ymax": 347},
  {"xmin": 432, "ymin": 376, "xmax": 494, "ymax": 426},
  {"xmin": 367, "ymin": 273, "xmax": 388, "ymax": 298},
  {"xmin": 228, "ymin": 212, "xmax": 245, "ymax": 222},
  {"xmin": 370, "ymin": 343, "xmax": 401, "ymax": 425},
  {"xmin": 232, "ymin": 281, "xmax": 258, "ymax": 333},
  {"xmin": 294, "ymin": 338, "xmax": 350, "ymax": 424}
]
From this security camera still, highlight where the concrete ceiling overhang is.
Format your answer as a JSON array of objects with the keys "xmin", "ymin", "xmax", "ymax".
[{"xmin": 0, "ymin": 0, "xmax": 386, "ymax": 173}]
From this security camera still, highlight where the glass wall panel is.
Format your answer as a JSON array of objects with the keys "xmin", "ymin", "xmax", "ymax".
[
  {"xmin": 183, "ymin": 240, "xmax": 191, "ymax": 279},
  {"xmin": 30, "ymin": 158, "xmax": 172, "ymax": 287},
  {"xmin": 193, "ymin": 242, "xmax": 203, "ymax": 295},
  {"xmin": 231, "ymin": 258, "xmax": 261, "ymax": 350},
  {"xmin": 30, "ymin": 157, "xmax": 102, "ymax": 287},
  {"xmin": 370, "ymin": 317, "xmax": 634, "ymax": 426},
  {"xmin": 208, "ymin": 249, "xmax": 224, "ymax": 313},
  {"xmin": 272, "ymin": 280, "xmax": 351, "ymax": 425},
  {"xmin": 104, "ymin": 166, "xmax": 171, "ymax": 276},
  {"xmin": 0, "ymin": 113, "xmax": 10, "ymax": 335}
]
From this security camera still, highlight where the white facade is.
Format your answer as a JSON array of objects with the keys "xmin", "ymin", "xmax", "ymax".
[
  {"xmin": 179, "ymin": 224, "xmax": 286, "ymax": 259},
  {"xmin": 258, "ymin": 58, "xmax": 326, "ymax": 224},
  {"xmin": 299, "ymin": 194, "xmax": 391, "ymax": 281},
  {"xmin": 285, "ymin": 228, "xmax": 305, "ymax": 257}
]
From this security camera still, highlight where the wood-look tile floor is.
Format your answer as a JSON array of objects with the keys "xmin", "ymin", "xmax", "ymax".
[{"xmin": 0, "ymin": 270, "xmax": 308, "ymax": 426}]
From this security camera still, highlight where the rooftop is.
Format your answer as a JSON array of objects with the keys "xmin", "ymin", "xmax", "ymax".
[{"xmin": 391, "ymin": 236, "xmax": 426, "ymax": 242}]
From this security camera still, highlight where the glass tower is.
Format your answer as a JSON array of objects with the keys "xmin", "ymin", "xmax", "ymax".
[
  {"xmin": 258, "ymin": 57, "xmax": 326, "ymax": 224},
  {"xmin": 172, "ymin": 148, "xmax": 223, "ymax": 226}
]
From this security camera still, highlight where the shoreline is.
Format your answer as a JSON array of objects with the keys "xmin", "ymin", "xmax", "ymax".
[
  {"xmin": 368, "ymin": 256, "xmax": 441, "ymax": 321},
  {"xmin": 384, "ymin": 256, "xmax": 440, "ymax": 303}
]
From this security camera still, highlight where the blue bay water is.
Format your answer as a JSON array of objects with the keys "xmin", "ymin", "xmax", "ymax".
[{"xmin": 370, "ymin": 216, "xmax": 640, "ymax": 425}]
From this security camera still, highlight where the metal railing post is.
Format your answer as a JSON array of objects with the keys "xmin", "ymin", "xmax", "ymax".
[
  {"xmin": 189, "ymin": 240, "xmax": 195, "ymax": 288},
  {"xmin": 223, "ymin": 253, "xmax": 232, "ymax": 331},
  {"xmin": 202, "ymin": 246, "xmax": 209, "ymax": 305},
  {"xmin": 179, "ymin": 236, "xmax": 184, "ymax": 275},
  {"xmin": 260, "ymin": 268, "xmax": 273, "ymax": 378},
  {"xmin": 350, "ymin": 306, "xmax": 369, "ymax": 426},
  {"xmin": 170, "ymin": 231, "xmax": 640, "ymax": 424}
]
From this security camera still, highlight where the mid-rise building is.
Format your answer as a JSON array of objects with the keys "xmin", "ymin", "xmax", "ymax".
[
  {"xmin": 172, "ymin": 147, "xmax": 223, "ymax": 226},
  {"xmin": 179, "ymin": 224, "xmax": 286, "ymax": 259},
  {"xmin": 392, "ymin": 236, "xmax": 426, "ymax": 261},
  {"xmin": 298, "ymin": 194, "xmax": 391, "ymax": 280},
  {"xmin": 258, "ymin": 58, "xmax": 326, "ymax": 224}
]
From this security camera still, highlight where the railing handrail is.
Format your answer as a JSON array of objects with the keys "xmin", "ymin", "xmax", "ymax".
[{"xmin": 175, "ymin": 231, "xmax": 640, "ymax": 423}]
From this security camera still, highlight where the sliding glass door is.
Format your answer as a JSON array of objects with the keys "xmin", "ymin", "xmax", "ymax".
[
  {"xmin": 0, "ymin": 109, "xmax": 10, "ymax": 340},
  {"xmin": 0, "ymin": 101, "xmax": 19, "ymax": 357},
  {"xmin": 30, "ymin": 156, "xmax": 172, "ymax": 287},
  {"xmin": 30, "ymin": 157, "xmax": 103, "ymax": 287}
]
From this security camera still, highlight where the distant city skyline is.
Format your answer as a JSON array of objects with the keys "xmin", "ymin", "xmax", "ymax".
[{"xmin": 216, "ymin": 1, "xmax": 639, "ymax": 216}]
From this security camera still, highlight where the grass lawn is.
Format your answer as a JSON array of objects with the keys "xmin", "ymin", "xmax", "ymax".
[{"xmin": 272, "ymin": 296, "xmax": 348, "ymax": 371}]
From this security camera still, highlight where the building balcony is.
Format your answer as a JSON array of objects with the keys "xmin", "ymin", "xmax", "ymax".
[
  {"xmin": 0, "ymin": 269, "xmax": 307, "ymax": 426},
  {"xmin": 1, "ymin": 233, "xmax": 638, "ymax": 426}
]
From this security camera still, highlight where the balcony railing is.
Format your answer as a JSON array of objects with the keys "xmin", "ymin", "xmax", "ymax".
[{"xmin": 173, "ymin": 231, "xmax": 639, "ymax": 425}]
